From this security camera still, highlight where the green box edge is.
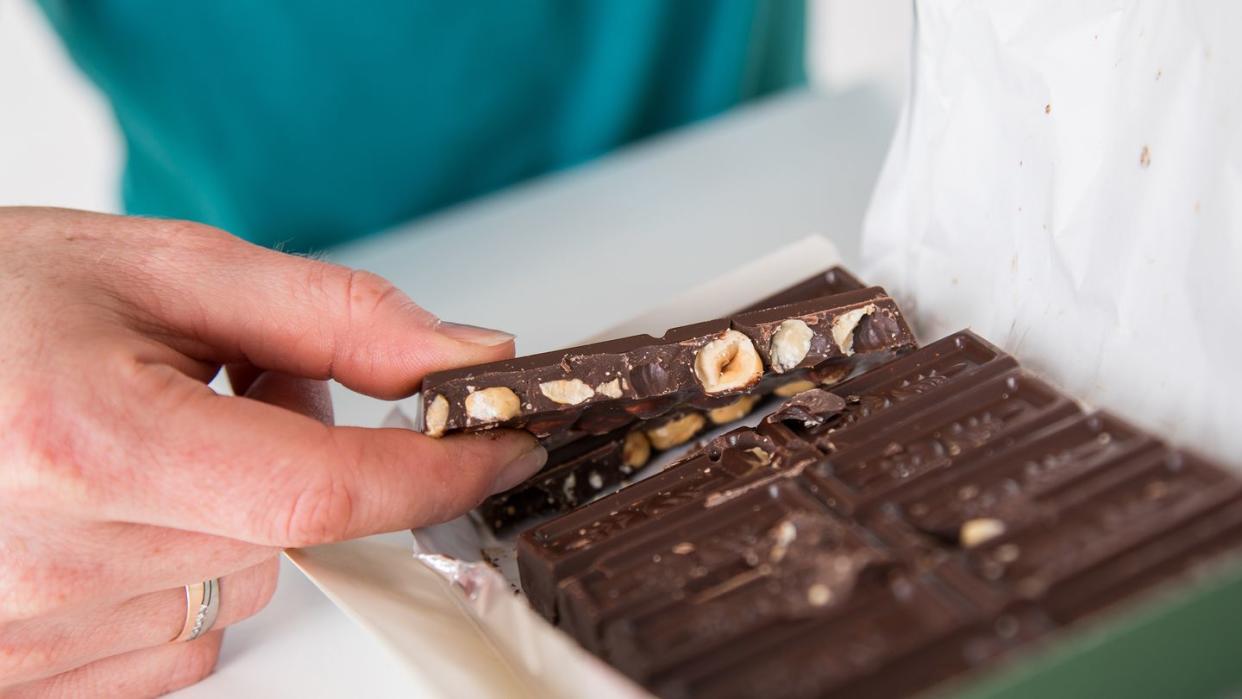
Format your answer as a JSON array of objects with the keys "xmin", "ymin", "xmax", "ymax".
[{"xmin": 940, "ymin": 556, "xmax": 1242, "ymax": 699}]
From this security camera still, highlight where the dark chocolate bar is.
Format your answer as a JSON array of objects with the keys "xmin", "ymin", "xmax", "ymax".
[
  {"xmin": 477, "ymin": 427, "xmax": 653, "ymax": 532},
  {"xmin": 735, "ymin": 266, "xmax": 866, "ymax": 313},
  {"xmin": 421, "ymin": 286, "xmax": 914, "ymax": 439},
  {"xmin": 794, "ymin": 329, "xmax": 1018, "ymax": 454},
  {"xmin": 479, "ymin": 266, "xmax": 887, "ymax": 532},
  {"xmin": 804, "ymin": 368, "xmax": 1081, "ymax": 514},
  {"xmin": 518, "ymin": 328, "xmax": 1242, "ymax": 699},
  {"xmin": 517, "ymin": 421, "xmax": 827, "ymax": 620},
  {"xmin": 558, "ymin": 477, "xmax": 885, "ymax": 658},
  {"xmin": 646, "ymin": 573, "xmax": 989, "ymax": 699}
]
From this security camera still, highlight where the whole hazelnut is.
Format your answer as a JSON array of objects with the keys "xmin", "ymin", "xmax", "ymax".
[
  {"xmin": 707, "ymin": 394, "xmax": 762, "ymax": 425},
  {"xmin": 769, "ymin": 319, "xmax": 814, "ymax": 373},
  {"xmin": 621, "ymin": 430, "xmax": 652, "ymax": 469},
  {"xmin": 694, "ymin": 330, "xmax": 764, "ymax": 394},
  {"xmin": 773, "ymin": 379, "xmax": 817, "ymax": 398},
  {"xmin": 646, "ymin": 412, "xmax": 707, "ymax": 450}
]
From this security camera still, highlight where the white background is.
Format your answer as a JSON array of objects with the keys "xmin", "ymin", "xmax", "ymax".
[{"xmin": 0, "ymin": 0, "xmax": 912, "ymax": 212}]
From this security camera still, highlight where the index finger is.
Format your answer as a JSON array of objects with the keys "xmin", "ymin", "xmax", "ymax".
[{"xmin": 110, "ymin": 216, "xmax": 517, "ymax": 400}]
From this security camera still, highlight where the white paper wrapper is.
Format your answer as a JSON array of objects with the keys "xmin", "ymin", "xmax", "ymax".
[
  {"xmin": 289, "ymin": 236, "xmax": 842, "ymax": 698},
  {"xmin": 863, "ymin": 0, "xmax": 1242, "ymax": 466}
]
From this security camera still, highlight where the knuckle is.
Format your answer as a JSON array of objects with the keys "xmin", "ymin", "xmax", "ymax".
[
  {"xmin": 343, "ymin": 269, "xmax": 406, "ymax": 320},
  {"xmin": 303, "ymin": 263, "xmax": 402, "ymax": 320},
  {"xmin": 299, "ymin": 265, "xmax": 413, "ymax": 378},
  {"xmin": 270, "ymin": 473, "xmax": 356, "ymax": 547},
  {"xmin": 0, "ymin": 633, "xmax": 56, "ymax": 687},
  {"xmin": 0, "ymin": 557, "xmax": 77, "ymax": 622},
  {"xmin": 0, "ymin": 390, "xmax": 66, "ymax": 504}
]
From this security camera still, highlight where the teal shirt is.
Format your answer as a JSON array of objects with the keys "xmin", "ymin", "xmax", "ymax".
[{"xmin": 37, "ymin": 1, "xmax": 804, "ymax": 252}]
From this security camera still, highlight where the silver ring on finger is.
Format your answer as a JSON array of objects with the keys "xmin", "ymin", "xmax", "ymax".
[{"xmin": 172, "ymin": 578, "xmax": 221, "ymax": 643}]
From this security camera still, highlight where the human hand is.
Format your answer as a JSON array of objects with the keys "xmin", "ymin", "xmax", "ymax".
[{"xmin": 0, "ymin": 207, "xmax": 545, "ymax": 696}]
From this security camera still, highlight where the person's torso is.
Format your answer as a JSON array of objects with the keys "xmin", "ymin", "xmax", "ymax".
[{"xmin": 39, "ymin": 0, "xmax": 805, "ymax": 250}]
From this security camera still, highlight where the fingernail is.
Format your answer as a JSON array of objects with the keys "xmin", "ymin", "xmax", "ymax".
[
  {"xmin": 436, "ymin": 321, "xmax": 515, "ymax": 347},
  {"xmin": 491, "ymin": 445, "xmax": 548, "ymax": 495}
]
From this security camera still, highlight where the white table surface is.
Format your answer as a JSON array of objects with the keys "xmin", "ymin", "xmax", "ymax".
[{"xmin": 172, "ymin": 86, "xmax": 898, "ymax": 698}]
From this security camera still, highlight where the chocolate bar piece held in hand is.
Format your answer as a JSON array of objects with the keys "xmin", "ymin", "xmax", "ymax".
[
  {"xmin": 420, "ymin": 286, "xmax": 915, "ymax": 439},
  {"xmin": 479, "ymin": 267, "xmax": 909, "ymax": 533}
]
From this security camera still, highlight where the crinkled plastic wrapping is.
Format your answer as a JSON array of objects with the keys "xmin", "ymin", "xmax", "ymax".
[{"xmin": 863, "ymin": 0, "xmax": 1242, "ymax": 466}]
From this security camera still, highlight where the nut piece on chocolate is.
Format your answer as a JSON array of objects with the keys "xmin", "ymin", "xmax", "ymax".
[
  {"xmin": 693, "ymin": 330, "xmax": 764, "ymax": 394},
  {"xmin": 595, "ymin": 378, "xmax": 624, "ymax": 399},
  {"xmin": 465, "ymin": 386, "xmax": 521, "ymax": 424},
  {"xmin": 773, "ymin": 379, "xmax": 818, "ymax": 398},
  {"xmin": 769, "ymin": 319, "xmax": 814, "ymax": 372},
  {"xmin": 539, "ymin": 379, "xmax": 595, "ymax": 405},
  {"xmin": 814, "ymin": 362, "xmax": 852, "ymax": 386},
  {"xmin": 707, "ymin": 394, "xmax": 763, "ymax": 425},
  {"xmin": 645, "ymin": 412, "xmax": 708, "ymax": 450},
  {"xmin": 959, "ymin": 517, "xmax": 1006, "ymax": 548},
  {"xmin": 831, "ymin": 304, "xmax": 878, "ymax": 355},
  {"xmin": 423, "ymin": 394, "xmax": 449, "ymax": 438},
  {"xmin": 621, "ymin": 430, "xmax": 652, "ymax": 470}
]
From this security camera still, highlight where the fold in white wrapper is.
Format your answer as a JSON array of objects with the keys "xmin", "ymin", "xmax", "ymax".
[
  {"xmin": 289, "ymin": 236, "xmax": 843, "ymax": 699},
  {"xmin": 863, "ymin": 0, "xmax": 1242, "ymax": 467}
]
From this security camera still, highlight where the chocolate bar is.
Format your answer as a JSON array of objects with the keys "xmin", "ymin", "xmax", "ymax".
[
  {"xmin": 518, "ymin": 421, "xmax": 825, "ymax": 620},
  {"xmin": 477, "ymin": 428, "xmax": 653, "ymax": 532},
  {"xmin": 804, "ymin": 368, "xmax": 1081, "ymax": 514},
  {"xmin": 518, "ymin": 329, "xmax": 1242, "ymax": 699},
  {"xmin": 479, "ymin": 267, "xmax": 899, "ymax": 533},
  {"xmin": 735, "ymin": 265, "xmax": 866, "ymax": 313},
  {"xmin": 420, "ymin": 286, "xmax": 915, "ymax": 439}
]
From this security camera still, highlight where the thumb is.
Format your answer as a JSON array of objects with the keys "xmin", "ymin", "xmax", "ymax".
[{"xmin": 123, "ymin": 222, "xmax": 515, "ymax": 399}]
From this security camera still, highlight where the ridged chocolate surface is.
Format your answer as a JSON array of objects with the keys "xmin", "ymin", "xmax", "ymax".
[{"xmin": 518, "ymin": 329, "xmax": 1242, "ymax": 699}]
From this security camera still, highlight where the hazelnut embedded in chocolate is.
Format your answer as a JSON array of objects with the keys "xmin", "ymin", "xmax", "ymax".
[
  {"xmin": 621, "ymin": 430, "xmax": 652, "ymax": 469},
  {"xmin": 959, "ymin": 517, "xmax": 1006, "ymax": 548},
  {"xmin": 769, "ymin": 319, "xmax": 813, "ymax": 372},
  {"xmin": 693, "ymin": 330, "xmax": 764, "ymax": 394},
  {"xmin": 707, "ymin": 394, "xmax": 762, "ymax": 425},
  {"xmin": 815, "ymin": 362, "xmax": 852, "ymax": 386},
  {"xmin": 464, "ymin": 386, "xmax": 521, "ymax": 424},
  {"xmin": 773, "ymin": 379, "xmax": 817, "ymax": 398},
  {"xmin": 646, "ymin": 412, "xmax": 707, "ymax": 450},
  {"xmin": 539, "ymin": 378, "xmax": 595, "ymax": 405},
  {"xmin": 424, "ymin": 394, "xmax": 449, "ymax": 438},
  {"xmin": 595, "ymin": 378, "xmax": 623, "ymax": 399},
  {"xmin": 831, "ymin": 304, "xmax": 878, "ymax": 356}
]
